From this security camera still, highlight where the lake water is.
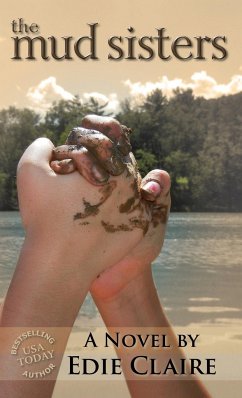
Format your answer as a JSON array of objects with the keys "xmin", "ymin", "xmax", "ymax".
[{"xmin": 0, "ymin": 211, "xmax": 242, "ymax": 327}]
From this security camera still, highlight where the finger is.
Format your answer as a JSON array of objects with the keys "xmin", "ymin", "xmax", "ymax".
[
  {"xmin": 141, "ymin": 170, "xmax": 171, "ymax": 227},
  {"xmin": 18, "ymin": 137, "xmax": 54, "ymax": 173},
  {"xmin": 53, "ymin": 145, "xmax": 110, "ymax": 185},
  {"xmin": 141, "ymin": 169, "xmax": 171, "ymax": 202},
  {"xmin": 66, "ymin": 127, "xmax": 125, "ymax": 176},
  {"xmin": 50, "ymin": 159, "xmax": 76, "ymax": 174},
  {"xmin": 81, "ymin": 115, "xmax": 132, "ymax": 155}
]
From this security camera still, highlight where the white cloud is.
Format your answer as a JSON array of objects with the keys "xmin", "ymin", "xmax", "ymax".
[
  {"xmin": 26, "ymin": 77, "xmax": 120, "ymax": 114},
  {"xmin": 27, "ymin": 76, "xmax": 74, "ymax": 112},
  {"xmin": 26, "ymin": 70, "xmax": 242, "ymax": 115},
  {"xmin": 191, "ymin": 71, "xmax": 242, "ymax": 98},
  {"xmin": 124, "ymin": 76, "xmax": 187, "ymax": 100},
  {"xmin": 83, "ymin": 92, "xmax": 119, "ymax": 114},
  {"xmin": 124, "ymin": 70, "xmax": 242, "ymax": 103}
]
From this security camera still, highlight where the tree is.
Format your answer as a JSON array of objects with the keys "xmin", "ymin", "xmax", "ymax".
[
  {"xmin": 134, "ymin": 149, "xmax": 158, "ymax": 176},
  {"xmin": 1, "ymin": 90, "xmax": 242, "ymax": 211},
  {"xmin": 42, "ymin": 96, "xmax": 112, "ymax": 145},
  {"xmin": 0, "ymin": 107, "xmax": 40, "ymax": 209},
  {"xmin": 42, "ymin": 97, "xmax": 87, "ymax": 144}
]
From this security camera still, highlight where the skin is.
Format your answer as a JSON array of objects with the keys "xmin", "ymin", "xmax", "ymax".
[
  {"xmin": 0, "ymin": 116, "xmax": 210, "ymax": 398},
  {"xmin": 52, "ymin": 116, "xmax": 168, "ymax": 236},
  {"xmin": 53, "ymin": 115, "xmax": 211, "ymax": 398},
  {"xmin": 16, "ymin": 133, "xmax": 153, "ymax": 280},
  {"xmin": 0, "ymin": 131, "xmax": 153, "ymax": 398}
]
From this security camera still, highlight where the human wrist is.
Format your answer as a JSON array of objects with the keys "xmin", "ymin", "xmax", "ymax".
[
  {"xmin": 93, "ymin": 266, "xmax": 168, "ymax": 327},
  {"xmin": 110, "ymin": 266, "xmax": 154, "ymax": 307},
  {"xmin": 24, "ymin": 223, "xmax": 101, "ymax": 278},
  {"xmin": 0, "ymin": 233, "xmax": 90, "ymax": 398},
  {"xmin": 1, "ymin": 234, "xmax": 93, "ymax": 327}
]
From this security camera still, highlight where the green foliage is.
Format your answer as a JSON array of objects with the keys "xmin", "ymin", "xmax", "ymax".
[
  {"xmin": 0, "ymin": 91, "xmax": 242, "ymax": 211},
  {"xmin": 134, "ymin": 149, "xmax": 158, "ymax": 176},
  {"xmin": 42, "ymin": 96, "xmax": 86, "ymax": 145},
  {"xmin": 0, "ymin": 107, "xmax": 41, "ymax": 209}
]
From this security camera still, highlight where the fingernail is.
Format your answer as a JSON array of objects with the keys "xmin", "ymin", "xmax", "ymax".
[
  {"xmin": 141, "ymin": 181, "xmax": 161, "ymax": 200},
  {"xmin": 92, "ymin": 165, "xmax": 109, "ymax": 182}
]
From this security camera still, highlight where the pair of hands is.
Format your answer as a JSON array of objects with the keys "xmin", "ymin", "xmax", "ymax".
[
  {"xmin": 4, "ymin": 116, "xmax": 212, "ymax": 398},
  {"xmin": 17, "ymin": 115, "xmax": 171, "ymax": 302}
]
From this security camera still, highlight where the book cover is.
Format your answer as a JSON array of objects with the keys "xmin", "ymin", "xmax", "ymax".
[{"xmin": 0, "ymin": 1, "xmax": 242, "ymax": 397}]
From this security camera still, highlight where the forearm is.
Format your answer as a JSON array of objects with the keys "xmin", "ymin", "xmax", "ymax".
[
  {"xmin": 0, "ymin": 234, "xmax": 92, "ymax": 398},
  {"xmin": 93, "ymin": 266, "xmax": 166, "ymax": 327},
  {"xmin": 92, "ymin": 266, "xmax": 211, "ymax": 398}
]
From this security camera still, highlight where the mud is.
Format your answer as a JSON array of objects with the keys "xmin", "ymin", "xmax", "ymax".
[
  {"xmin": 74, "ymin": 200, "xmax": 100, "ymax": 220},
  {"xmin": 81, "ymin": 115, "xmax": 132, "ymax": 156},
  {"xmin": 73, "ymin": 181, "xmax": 117, "ymax": 220},
  {"xmin": 101, "ymin": 221, "xmax": 133, "ymax": 232},
  {"xmin": 119, "ymin": 197, "xmax": 136, "ymax": 213},
  {"xmin": 57, "ymin": 120, "xmax": 169, "ymax": 232},
  {"xmin": 66, "ymin": 127, "xmax": 125, "ymax": 176},
  {"xmin": 101, "ymin": 216, "xmax": 149, "ymax": 235},
  {"xmin": 129, "ymin": 217, "xmax": 150, "ymax": 235},
  {"xmin": 151, "ymin": 203, "xmax": 169, "ymax": 226}
]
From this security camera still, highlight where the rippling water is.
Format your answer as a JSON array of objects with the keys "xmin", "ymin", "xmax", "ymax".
[
  {"xmin": 153, "ymin": 213, "xmax": 242, "ymax": 326},
  {"xmin": 0, "ymin": 211, "xmax": 242, "ymax": 326}
]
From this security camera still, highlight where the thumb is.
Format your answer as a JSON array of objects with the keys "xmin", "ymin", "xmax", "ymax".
[
  {"xmin": 18, "ymin": 137, "xmax": 55, "ymax": 174},
  {"xmin": 141, "ymin": 169, "xmax": 170, "ymax": 201}
]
